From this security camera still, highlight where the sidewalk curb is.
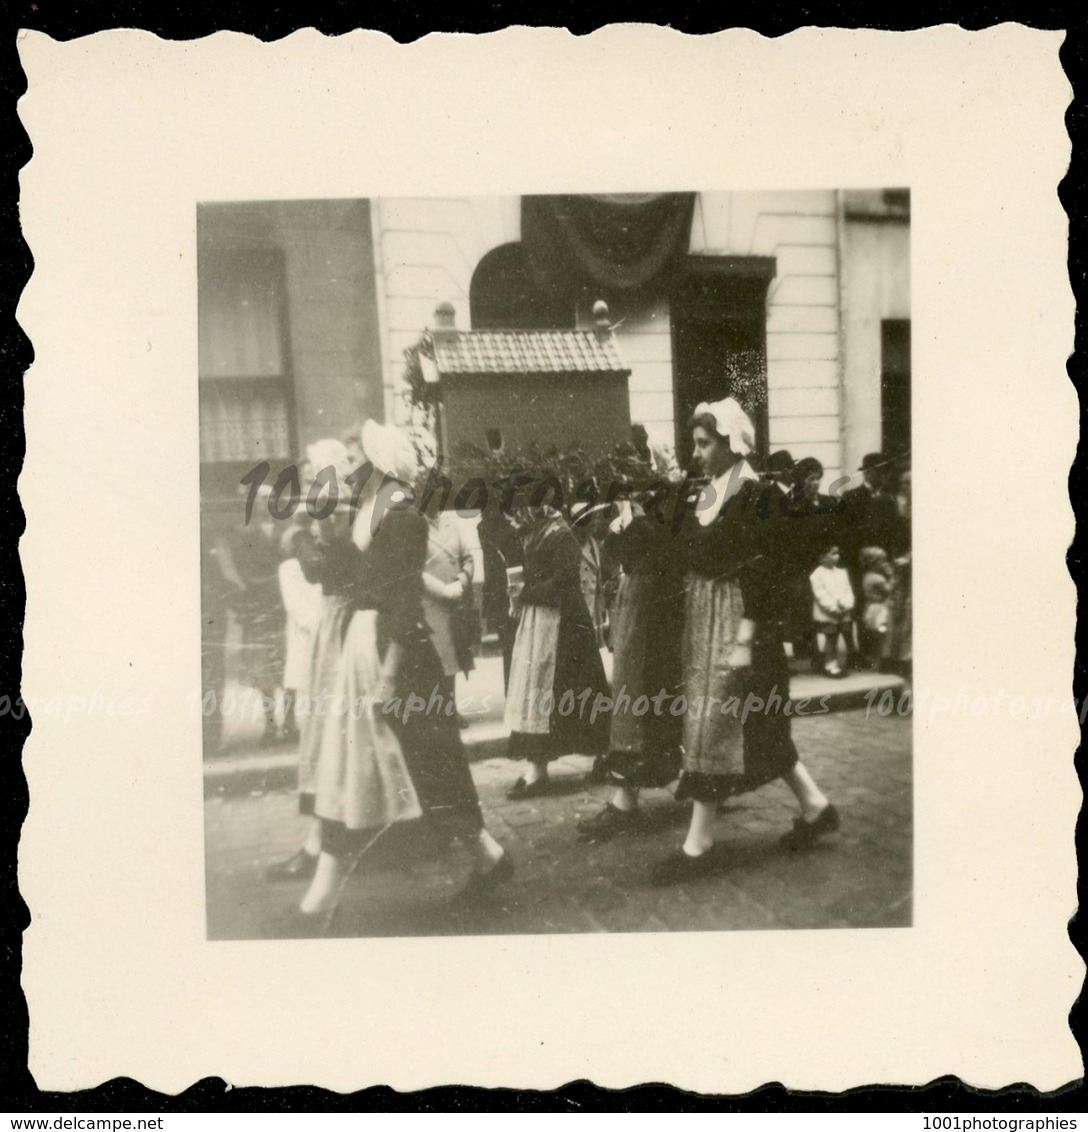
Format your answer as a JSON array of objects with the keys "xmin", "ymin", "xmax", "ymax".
[
  {"xmin": 204, "ymin": 734, "xmax": 511, "ymax": 799},
  {"xmin": 203, "ymin": 674, "xmax": 904, "ymax": 799}
]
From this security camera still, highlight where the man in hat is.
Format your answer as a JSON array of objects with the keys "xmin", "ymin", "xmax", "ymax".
[
  {"xmin": 761, "ymin": 449, "xmax": 795, "ymax": 503},
  {"xmin": 752, "ymin": 448, "xmax": 808, "ymax": 656},
  {"xmin": 841, "ymin": 453, "xmax": 901, "ymax": 618}
]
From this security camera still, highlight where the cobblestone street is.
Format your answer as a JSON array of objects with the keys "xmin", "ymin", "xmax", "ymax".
[{"xmin": 204, "ymin": 702, "xmax": 912, "ymax": 941}]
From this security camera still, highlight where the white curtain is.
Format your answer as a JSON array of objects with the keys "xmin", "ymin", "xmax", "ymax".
[
  {"xmin": 199, "ymin": 383, "xmax": 291, "ymax": 463},
  {"xmin": 198, "ymin": 247, "xmax": 291, "ymax": 463}
]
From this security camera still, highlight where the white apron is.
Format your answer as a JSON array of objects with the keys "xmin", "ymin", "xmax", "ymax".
[
  {"xmin": 313, "ymin": 609, "xmax": 424, "ymax": 830},
  {"xmin": 503, "ymin": 604, "xmax": 562, "ymax": 735}
]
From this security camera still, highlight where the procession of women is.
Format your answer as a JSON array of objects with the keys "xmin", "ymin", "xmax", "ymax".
[{"xmin": 207, "ymin": 398, "xmax": 912, "ymax": 927}]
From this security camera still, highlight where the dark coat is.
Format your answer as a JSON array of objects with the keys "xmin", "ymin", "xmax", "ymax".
[
  {"xmin": 477, "ymin": 504, "xmax": 523, "ymax": 630},
  {"xmin": 841, "ymin": 484, "xmax": 901, "ymax": 570},
  {"xmin": 515, "ymin": 513, "xmax": 610, "ymax": 756},
  {"xmin": 603, "ymin": 487, "xmax": 688, "ymax": 765},
  {"xmin": 681, "ymin": 474, "xmax": 803, "ymax": 624},
  {"xmin": 353, "ymin": 506, "xmax": 483, "ymax": 836}
]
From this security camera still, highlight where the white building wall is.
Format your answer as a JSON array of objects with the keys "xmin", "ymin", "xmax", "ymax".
[
  {"xmin": 370, "ymin": 196, "xmax": 521, "ymax": 422},
  {"xmin": 573, "ymin": 294, "xmax": 673, "ymax": 453},
  {"xmin": 574, "ymin": 191, "xmax": 845, "ymax": 479},
  {"xmin": 372, "ymin": 191, "xmax": 848, "ymax": 482},
  {"xmin": 841, "ymin": 219, "xmax": 911, "ymax": 476}
]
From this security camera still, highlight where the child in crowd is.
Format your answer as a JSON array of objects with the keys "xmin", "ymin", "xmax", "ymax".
[
  {"xmin": 809, "ymin": 545, "xmax": 857, "ymax": 678},
  {"xmin": 858, "ymin": 546, "xmax": 893, "ymax": 669},
  {"xmin": 277, "ymin": 524, "xmax": 325, "ymax": 743}
]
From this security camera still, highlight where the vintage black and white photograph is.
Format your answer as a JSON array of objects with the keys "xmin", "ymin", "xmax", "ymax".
[
  {"xmin": 198, "ymin": 189, "xmax": 913, "ymax": 939},
  {"xmin": 19, "ymin": 23, "xmax": 1078, "ymax": 1095}
]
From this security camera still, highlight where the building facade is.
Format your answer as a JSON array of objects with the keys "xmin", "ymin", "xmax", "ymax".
[
  {"xmin": 369, "ymin": 189, "xmax": 910, "ymax": 489},
  {"xmin": 197, "ymin": 190, "xmax": 910, "ymax": 508},
  {"xmin": 197, "ymin": 199, "xmax": 385, "ymax": 507},
  {"xmin": 196, "ymin": 191, "xmax": 911, "ymax": 733}
]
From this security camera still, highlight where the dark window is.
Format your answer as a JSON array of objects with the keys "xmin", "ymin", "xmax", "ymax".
[
  {"xmin": 882, "ymin": 188, "xmax": 910, "ymax": 212},
  {"xmin": 881, "ymin": 319, "xmax": 911, "ymax": 461},
  {"xmin": 670, "ymin": 257, "xmax": 776, "ymax": 466},
  {"xmin": 470, "ymin": 242, "xmax": 575, "ymax": 330}
]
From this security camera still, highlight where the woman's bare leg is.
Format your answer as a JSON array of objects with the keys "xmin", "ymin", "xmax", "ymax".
[
  {"xmin": 465, "ymin": 828, "xmax": 506, "ymax": 871},
  {"xmin": 611, "ymin": 785, "xmax": 638, "ymax": 811},
  {"xmin": 522, "ymin": 758, "xmax": 549, "ymax": 786},
  {"xmin": 682, "ymin": 799, "xmax": 716, "ymax": 856},
  {"xmin": 302, "ymin": 816, "xmax": 322, "ymax": 856},
  {"xmin": 299, "ymin": 851, "xmax": 346, "ymax": 915},
  {"xmin": 782, "ymin": 761, "xmax": 829, "ymax": 822}
]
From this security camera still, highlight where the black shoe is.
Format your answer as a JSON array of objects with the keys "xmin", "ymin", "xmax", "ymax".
[
  {"xmin": 577, "ymin": 805, "xmax": 643, "ymax": 842},
  {"xmin": 648, "ymin": 847, "xmax": 721, "ymax": 886},
  {"xmin": 585, "ymin": 755, "xmax": 609, "ymax": 784},
  {"xmin": 506, "ymin": 776, "xmax": 549, "ymax": 800},
  {"xmin": 578, "ymin": 803, "xmax": 647, "ymax": 843},
  {"xmin": 638, "ymin": 749, "xmax": 684, "ymax": 790},
  {"xmin": 781, "ymin": 803, "xmax": 841, "ymax": 850},
  {"xmin": 450, "ymin": 853, "xmax": 514, "ymax": 909},
  {"xmin": 264, "ymin": 847, "xmax": 319, "ymax": 882}
]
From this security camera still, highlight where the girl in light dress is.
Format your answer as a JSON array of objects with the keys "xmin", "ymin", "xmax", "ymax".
[
  {"xmin": 264, "ymin": 439, "xmax": 362, "ymax": 884},
  {"xmin": 277, "ymin": 523, "xmax": 325, "ymax": 743},
  {"xmin": 809, "ymin": 544, "xmax": 858, "ymax": 678},
  {"xmin": 858, "ymin": 546, "xmax": 893, "ymax": 668}
]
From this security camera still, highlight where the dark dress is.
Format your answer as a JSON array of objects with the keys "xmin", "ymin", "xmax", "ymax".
[
  {"xmin": 505, "ymin": 513, "xmax": 610, "ymax": 762},
  {"xmin": 313, "ymin": 505, "xmax": 484, "ymax": 854},
  {"xmin": 598, "ymin": 488, "xmax": 686, "ymax": 788},
  {"xmin": 737, "ymin": 480, "xmax": 806, "ymax": 793},
  {"xmin": 477, "ymin": 502, "xmax": 523, "ymax": 691}
]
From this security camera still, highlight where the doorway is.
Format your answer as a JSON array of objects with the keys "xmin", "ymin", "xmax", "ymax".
[
  {"xmin": 881, "ymin": 318, "xmax": 911, "ymax": 463},
  {"xmin": 670, "ymin": 257, "xmax": 776, "ymax": 468}
]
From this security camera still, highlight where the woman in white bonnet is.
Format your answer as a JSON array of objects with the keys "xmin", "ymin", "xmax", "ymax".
[
  {"xmin": 650, "ymin": 397, "xmax": 839, "ymax": 884},
  {"xmin": 296, "ymin": 420, "xmax": 511, "ymax": 918}
]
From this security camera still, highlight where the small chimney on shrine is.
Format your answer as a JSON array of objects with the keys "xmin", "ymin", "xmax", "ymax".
[
  {"xmin": 593, "ymin": 299, "xmax": 612, "ymax": 341},
  {"xmin": 433, "ymin": 302, "xmax": 457, "ymax": 333}
]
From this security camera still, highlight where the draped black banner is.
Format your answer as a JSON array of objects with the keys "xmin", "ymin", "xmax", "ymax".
[{"xmin": 521, "ymin": 192, "xmax": 697, "ymax": 297}]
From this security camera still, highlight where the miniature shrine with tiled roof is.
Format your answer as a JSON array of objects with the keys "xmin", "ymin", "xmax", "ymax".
[{"xmin": 422, "ymin": 301, "xmax": 634, "ymax": 463}]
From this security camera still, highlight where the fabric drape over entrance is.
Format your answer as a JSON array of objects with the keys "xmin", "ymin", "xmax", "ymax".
[{"xmin": 521, "ymin": 193, "xmax": 697, "ymax": 296}]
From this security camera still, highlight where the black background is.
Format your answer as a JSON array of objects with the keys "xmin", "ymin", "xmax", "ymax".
[{"xmin": 0, "ymin": 1, "xmax": 1083, "ymax": 1113}]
